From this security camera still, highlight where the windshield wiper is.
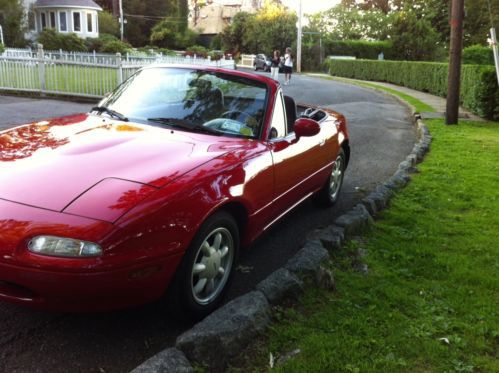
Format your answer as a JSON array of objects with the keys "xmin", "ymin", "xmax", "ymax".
[
  {"xmin": 91, "ymin": 106, "xmax": 128, "ymax": 122},
  {"xmin": 147, "ymin": 117, "xmax": 222, "ymax": 136}
]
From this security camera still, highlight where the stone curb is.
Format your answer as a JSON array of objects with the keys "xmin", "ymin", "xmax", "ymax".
[{"xmin": 131, "ymin": 117, "xmax": 432, "ymax": 372}]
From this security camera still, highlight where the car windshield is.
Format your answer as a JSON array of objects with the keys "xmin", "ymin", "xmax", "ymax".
[{"xmin": 98, "ymin": 67, "xmax": 269, "ymax": 139}]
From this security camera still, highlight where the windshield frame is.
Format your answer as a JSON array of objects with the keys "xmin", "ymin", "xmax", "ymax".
[{"xmin": 96, "ymin": 66, "xmax": 271, "ymax": 140}]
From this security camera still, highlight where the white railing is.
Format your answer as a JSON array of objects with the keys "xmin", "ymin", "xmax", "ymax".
[{"xmin": 0, "ymin": 46, "xmax": 235, "ymax": 98}]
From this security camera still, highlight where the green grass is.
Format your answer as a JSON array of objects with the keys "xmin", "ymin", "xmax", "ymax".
[
  {"xmin": 233, "ymin": 96, "xmax": 499, "ymax": 371},
  {"xmin": 0, "ymin": 63, "xmax": 119, "ymax": 97}
]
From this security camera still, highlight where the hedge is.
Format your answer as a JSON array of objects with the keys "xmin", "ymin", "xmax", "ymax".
[
  {"xmin": 325, "ymin": 59, "xmax": 498, "ymax": 120},
  {"xmin": 324, "ymin": 39, "xmax": 395, "ymax": 60}
]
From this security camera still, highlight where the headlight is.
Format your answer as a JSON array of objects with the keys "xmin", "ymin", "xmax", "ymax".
[{"xmin": 28, "ymin": 236, "xmax": 102, "ymax": 257}]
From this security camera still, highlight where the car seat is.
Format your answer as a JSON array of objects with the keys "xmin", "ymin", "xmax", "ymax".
[{"xmin": 283, "ymin": 95, "xmax": 297, "ymax": 133}]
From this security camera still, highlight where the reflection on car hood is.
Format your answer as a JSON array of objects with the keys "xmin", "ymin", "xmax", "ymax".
[{"xmin": 0, "ymin": 114, "xmax": 233, "ymax": 212}]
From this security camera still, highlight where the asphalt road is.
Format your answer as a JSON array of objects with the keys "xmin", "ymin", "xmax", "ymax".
[{"xmin": 0, "ymin": 72, "xmax": 414, "ymax": 372}]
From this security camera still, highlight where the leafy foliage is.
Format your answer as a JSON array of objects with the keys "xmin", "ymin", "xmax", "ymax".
[
  {"xmin": 0, "ymin": 0, "xmax": 27, "ymax": 47},
  {"xmin": 37, "ymin": 29, "xmax": 87, "ymax": 52},
  {"xmin": 85, "ymin": 33, "xmax": 118, "ymax": 52},
  {"xmin": 325, "ymin": 59, "xmax": 499, "ymax": 120},
  {"xmin": 390, "ymin": 10, "xmax": 441, "ymax": 61},
  {"xmin": 150, "ymin": 19, "xmax": 198, "ymax": 49},
  {"xmin": 0, "ymin": 43, "xmax": 4, "ymax": 53},
  {"xmin": 326, "ymin": 40, "xmax": 394, "ymax": 60},
  {"xmin": 221, "ymin": 3, "xmax": 297, "ymax": 56},
  {"xmin": 462, "ymin": 44, "xmax": 495, "ymax": 65},
  {"xmin": 307, "ymin": 4, "xmax": 394, "ymax": 40},
  {"xmin": 123, "ymin": 0, "xmax": 188, "ymax": 46},
  {"xmin": 98, "ymin": 11, "xmax": 120, "ymax": 38},
  {"xmin": 99, "ymin": 39, "xmax": 132, "ymax": 54}
]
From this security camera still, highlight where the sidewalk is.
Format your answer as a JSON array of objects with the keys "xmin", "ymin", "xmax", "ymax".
[{"xmin": 308, "ymin": 74, "xmax": 483, "ymax": 121}]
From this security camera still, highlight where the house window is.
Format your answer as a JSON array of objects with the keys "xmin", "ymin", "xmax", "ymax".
[
  {"xmin": 41, "ymin": 13, "xmax": 47, "ymax": 29},
  {"xmin": 87, "ymin": 13, "xmax": 93, "ymax": 32},
  {"xmin": 50, "ymin": 11, "xmax": 56, "ymax": 28},
  {"xmin": 73, "ymin": 12, "xmax": 81, "ymax": 32},
  {"xmin": 59, "ymin": 12, "xmax": 67, "ymax": 32}
]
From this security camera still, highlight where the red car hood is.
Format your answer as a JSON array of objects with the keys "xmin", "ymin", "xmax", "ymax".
[{"xmin": 0, "ymin": 114, "xmax": 232, "ymax": 213}]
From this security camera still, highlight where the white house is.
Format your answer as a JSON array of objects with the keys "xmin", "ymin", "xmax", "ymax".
[{"xmin": 26, "ymin": 0, "xmax": 102, "ymax": 39}]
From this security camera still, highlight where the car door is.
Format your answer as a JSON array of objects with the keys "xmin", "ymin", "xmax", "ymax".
[{"xmin": 268, "ymin": 90, "xmax": 334, "ymax": 219}]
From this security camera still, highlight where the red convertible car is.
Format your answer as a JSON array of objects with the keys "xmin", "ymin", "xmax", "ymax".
[{"xmin": 0, "ymin": 66, "xmax": 349, "ymax": 319}]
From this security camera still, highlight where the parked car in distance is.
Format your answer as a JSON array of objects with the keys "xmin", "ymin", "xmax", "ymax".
[
  {"xmin": 0, "ymin": 65, "xmax": 350, "ymax": 320},
  {"xmin": 254, "ymin": 54, "xmax": 271, "ymax": 72}
]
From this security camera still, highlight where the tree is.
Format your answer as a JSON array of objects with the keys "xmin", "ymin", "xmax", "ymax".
[
  {"xmin": 221, "ymin": 2, "xmax": 297, "ymax": 55},
  {"xmin": 390, "ymin": 10, "xmax": 440, "ymax": 60},
  {"xmin": 149, "ymin": 0, "xmax": 197, "ymax": 49},
  {"xmin": 98, "ymin": 11, "xmax": 120, "ymax": 37},
  {"xmin": 221, "ymin": 12, "xmax": 254, "ymax": 53},
  {"xmin": 307, "ymin": 4, "xmax": 394, "ymax": 40},
  {"xmin": 0, "ymin": 0, "xmax": 27, "ymax": 47},
  {"xmin": 123, "ymin": 0, "xmax": 184, "ymax": 46},
  {"xmin": 251, "ymin": 1, "xmax": 297, "ymax": 53},
  {"xmin": 464, "ymin": 0, "xmax": 499, "ymax": 46}
]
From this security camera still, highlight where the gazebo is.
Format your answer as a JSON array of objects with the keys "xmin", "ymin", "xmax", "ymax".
[{"xmin": 33, "ymin": 0, "xmax": 102, "ymax": 39}]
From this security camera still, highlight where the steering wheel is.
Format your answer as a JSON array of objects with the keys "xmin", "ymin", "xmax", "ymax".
[{"xmin": 221, "ymin": 110, "xmax": 255, "ymax": 124}]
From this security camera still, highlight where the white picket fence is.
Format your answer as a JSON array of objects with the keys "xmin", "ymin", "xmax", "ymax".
[{"xmin": 0, "ymin": 46, "xmax": 235, "ymax": 99}]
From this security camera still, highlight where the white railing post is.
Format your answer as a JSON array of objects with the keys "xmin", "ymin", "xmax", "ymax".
[
  {"xmin": 116, "ymin": 52, "xmax": 123, "ymax": 84},
  {"xmin": 37, "ymin": 43, "xmax": 46, "ymax": 95}
]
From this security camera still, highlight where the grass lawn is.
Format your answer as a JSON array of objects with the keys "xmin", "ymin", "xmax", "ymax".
[
  {"xmin": 0, "ymin": 62, "xmax": 121, "ymax": 97},
  {"xmin": 231, "ymin": 91, "xmax": 499, "ymax": 371}
]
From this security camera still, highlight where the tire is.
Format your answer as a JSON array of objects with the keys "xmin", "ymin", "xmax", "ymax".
[
  {"xmin": 166, "ymin": 211, "xmax": 239, "ymax": 320},
  {"xmin": 254, "ymin": 64, "xmax": 258, "ymax": 71},
  {"xmin": 315, "ymin": 148, "xmax": 346, "ymax": 207}
]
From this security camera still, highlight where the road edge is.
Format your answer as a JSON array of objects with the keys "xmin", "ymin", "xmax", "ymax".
[{"xmin": 131, "ymin": 90, "xmax": 432, "ymax": 373}]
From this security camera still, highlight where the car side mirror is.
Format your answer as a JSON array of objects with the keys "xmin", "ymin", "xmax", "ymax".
[{"xmin": 294, "ymin": 118, "xmax": 320, "ymax": 140}]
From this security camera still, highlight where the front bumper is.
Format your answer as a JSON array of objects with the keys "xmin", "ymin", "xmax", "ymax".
[
  {"xmin": 0, "ymin": 254, "xmax": 182, "ymax": 311},
  {"xmin": 0, "ymin": 198, "xmax": 183, "ymax": 311}
]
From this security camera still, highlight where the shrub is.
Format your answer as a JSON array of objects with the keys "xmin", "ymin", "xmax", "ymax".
[
  {"xmin": 100, "ymin": 39, "xmax": 132, "ymax": 54},
  {"xmin": 462, "ymin": 45, "xmax": 494, "ymax": 65},
  {"xmin": 85, "ymin": 33, "xmax": 118, "ymax": 52},
  {"xmin": 325, "ymin": 59, "xmax": 498, "ymax": 120},
  {"xmin": 98, "ymin": 11, "xmax": 120, "ymax": 37},
  {"xmin": 184, "ymin": 45, "xmax": 209, "ymax": 58},
  {"xmin": 37, "ymin": 29, "xmax": 87, "ymax": 51},
  {"xmin": 0, "ymin": 43, "xmax": 5, "ymax": 54}
]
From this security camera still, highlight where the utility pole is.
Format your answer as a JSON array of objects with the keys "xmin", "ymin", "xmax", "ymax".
[
  {"xmin": 490, "ymin": 28, "xmax": 499, "ymax": 85},
  {"xmin": 445, "ymin": 0, "xmax": 465, "ymax": 125},
  {"xmin": 296, "ymin": 0, "xmax": 302, "ymax": 73},
  {"xmin": 119, "ymin": 0, "xmax": 124, "ymax": 41}
]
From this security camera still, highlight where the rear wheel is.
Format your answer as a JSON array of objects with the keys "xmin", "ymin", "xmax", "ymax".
[
  {"xmin": 166, "ymin": 211, "xmax": 239, "ymax": 320},
  {"xmin": 315, "ymin": 149, "xmax": 345, "ymax": 206}
]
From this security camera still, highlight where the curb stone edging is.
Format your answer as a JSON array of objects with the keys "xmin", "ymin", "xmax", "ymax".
[{"xmin": 131, "ymin": 117, "xmax": 431, "ymax": 372}]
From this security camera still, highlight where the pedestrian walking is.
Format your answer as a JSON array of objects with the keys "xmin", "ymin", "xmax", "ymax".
[
  {"xmin": 283, "ymin": 47, "xmax": 293, "ymax": 85},
  {"xmin": 270, "ymin": 50, "xmax": 280, "ymax": 81}
]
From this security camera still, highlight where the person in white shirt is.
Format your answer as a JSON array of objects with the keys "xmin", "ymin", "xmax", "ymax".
[{"xmin": 283, "ymin": 47, "xmax": 293, "ymax": 85}]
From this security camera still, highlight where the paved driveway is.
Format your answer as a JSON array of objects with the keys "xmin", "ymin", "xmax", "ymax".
[
  {"xmin": 0, "ymin": 73, "xmax": 414, "ymax": 372},
  {"xmin": 0, "ymin": 95, "xmax": 93, "ymax": 131}
]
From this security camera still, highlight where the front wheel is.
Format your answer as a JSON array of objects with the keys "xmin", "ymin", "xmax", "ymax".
[
  {"xmin": 315, "ymin": 149, "xmax": 346, "ymax": 206},
  {"xmin": 166, "ymin": 211, "xmax": 239, "ymax": 320}
]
